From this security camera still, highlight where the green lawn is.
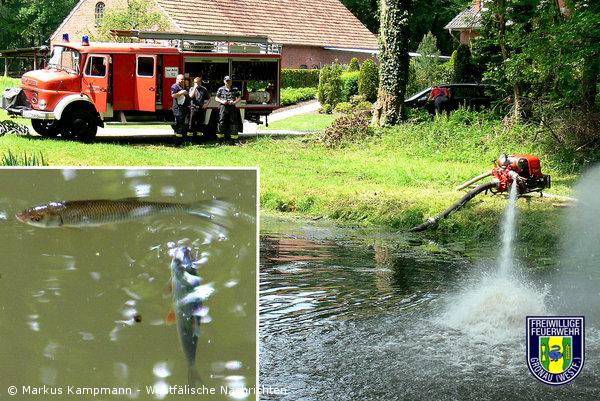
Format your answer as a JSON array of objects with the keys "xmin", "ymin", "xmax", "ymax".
[
  {"xmin": 261, "ymin": 113, "xmax": 336, "ymax": 131},
  {"xmin": 0, "ymin": 114, "xmax": 580, "ymax": 256},
  {"xmin": 0, "ymin": 76, "xmax": 20, "ymax": 92}
]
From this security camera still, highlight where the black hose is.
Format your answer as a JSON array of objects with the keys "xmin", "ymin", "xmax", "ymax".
[{"xmin": 410, "ymin": 181, "xmax": 499, "ymax": 232}]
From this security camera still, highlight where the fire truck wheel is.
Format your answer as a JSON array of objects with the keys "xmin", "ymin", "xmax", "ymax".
[
  {"xmin": 31, "ymin": 119, "xmax": 60, "ymax": 137},
  {"xmin": 66, "ymin": 109, "xmax": 97, "ymax": 142}
]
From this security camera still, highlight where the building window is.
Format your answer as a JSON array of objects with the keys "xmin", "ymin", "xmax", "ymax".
[{"xmin": 95, "ymin": 2, "xmax": 105, "ymax": 26}]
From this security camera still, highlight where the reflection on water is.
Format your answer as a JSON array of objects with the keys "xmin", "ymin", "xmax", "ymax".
[
  {"xmin": 260, "ymin": 227, "xmax": 468, "ymax": 335},
  {"xmin": 0, "ymin": 169, "xmax": 256, "ymax": 400},
  {"xmin": 259, "ymin": 217, "xmax": 599, "ymax": 401}
]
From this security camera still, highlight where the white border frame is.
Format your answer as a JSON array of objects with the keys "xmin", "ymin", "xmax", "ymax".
[{"xmin": 2, "ymin": 166, "xmax": 260, "ymax": 399}]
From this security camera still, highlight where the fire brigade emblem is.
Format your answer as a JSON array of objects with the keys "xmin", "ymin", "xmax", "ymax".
[{"xmin": 527, "ymin": 316, "xmax": 584, "ymax": 385}]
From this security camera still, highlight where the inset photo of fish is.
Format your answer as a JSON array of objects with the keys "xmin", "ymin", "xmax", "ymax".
[{"xmin": 0, "ymin": 168, "xmax": 257, "ymax": 400}]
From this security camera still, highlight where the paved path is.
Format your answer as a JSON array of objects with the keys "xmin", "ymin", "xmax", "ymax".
[
  {"xmin": 268, "ymin": 99, "xmax": 321, "ymax": 122},
  {"xmin": 23, "ymin": 99, "xmax": 322, "ymax": 138}
]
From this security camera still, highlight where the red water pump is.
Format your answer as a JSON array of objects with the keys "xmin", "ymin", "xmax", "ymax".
[
  {"xmin": 492, "ymin": 154, "xmax": 551, "ymax": 194},
  {"xmin": 412, "ymin": 153, "xmax": 551, "ymax": 231}
]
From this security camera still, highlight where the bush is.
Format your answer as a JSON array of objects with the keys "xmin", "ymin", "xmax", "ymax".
[
  {"xmin": 321, "ymin": 111, "xmax": 375, "ymax": 148},
  {"xmin": 320, "ymin": 103, "xmax": 333, "ymax": 114},
  {"xmin": 533, "ymin": 106, "xmax": 600, "ymax": 167},
  {"xmin": 348, "ymin": 57, "xmax": 360, "ymax": 72},
  {"xmin": 453, "ymin": 45, "xmax": 473, "ymax": 83},
  {"xmin": 282, "ymin": 69, "xmax": 320, "ymax": 88},
  {"xmin": 334, "ymin": 102, "xmax": 353, "ymax": 114},
  {"xmin": 350, "ymin": 94, "xmax": 367, "ymax": 106},
  {"xmin": 358, "ymin": 59, "xmax": 378, "ymax": 102},
  {"xmin": 332, "ymin": 100, "xmax": 372, "ymax": 115},
  {"xmin": 280, "ymin": 87, "xmax": 317, "ymax": 106},
  {"xmin": 317, "ymin": 63, "xmax": 344, "ymax": 108},
  {"xmin": 356, "ymin": 101, "xmax": 373, "ymax": 111},
  {"xmin": 341, "ymin": 71, "xmax": 360, "ymax": 101}
]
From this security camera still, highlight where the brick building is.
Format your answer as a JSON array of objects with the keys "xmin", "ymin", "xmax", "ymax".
[{"xmin": 50, "ymin": 0, "xmax": 379, "ymax": 68}]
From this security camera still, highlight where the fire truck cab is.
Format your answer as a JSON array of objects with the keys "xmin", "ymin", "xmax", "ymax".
[{"xmin": 1, "ymin": 31, "xmax": 281, "ymax": 141}]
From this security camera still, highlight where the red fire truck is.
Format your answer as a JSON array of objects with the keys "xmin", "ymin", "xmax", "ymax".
[{"xmin": 1, "ymin": 31, "xmax": 281, "ymax": 141}]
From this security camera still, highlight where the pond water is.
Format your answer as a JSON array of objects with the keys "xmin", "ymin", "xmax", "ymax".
[
  {"xmin": 259, "ymin": 216, "xmax": 599, "ymax": 400},
  {"xmin": 0, "ymin": 168, "xmax": 257, "ymax": 400}
]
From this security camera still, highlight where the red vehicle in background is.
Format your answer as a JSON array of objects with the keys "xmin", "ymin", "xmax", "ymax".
[{"xmin": 1, "ymin": 31, "xmax": 281, "ymax": 141}]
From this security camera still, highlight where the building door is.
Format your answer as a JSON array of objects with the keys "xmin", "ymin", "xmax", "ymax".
[
  {"xmin": 135, "ymin": 55, "xmax": 157, "ymax": 112},
  {"xmin": 82, "ymin": 54, "xmax": 109, "ymax": 113}
]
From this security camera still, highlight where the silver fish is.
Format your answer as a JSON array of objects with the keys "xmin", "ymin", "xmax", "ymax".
[
  {"xmin": 169, "ymin": 246, "xmax": 214, "ymax": 384},
  {"xmin": 16, "ymin": 198, "xmax": 228, "ymax": 228}
]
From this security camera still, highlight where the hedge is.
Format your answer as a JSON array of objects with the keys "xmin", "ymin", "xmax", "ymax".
[
  {"xmin": 282, "ymin": 69, "xmax": 320, "ymax": 88},
  {"xmin": 280, "ymin": 87, "xmax": 317, "ymax": 106}
]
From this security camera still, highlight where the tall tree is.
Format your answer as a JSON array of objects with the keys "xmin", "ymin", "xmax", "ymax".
[
  {"xmin": 372, "ymin": 0, "xmax": 412, "ymax": 126},
  {"xmin": 414, "ymin": 31, "xmax": 441, "ymax": 87},
  {"xmin": 0, "ymin": 0, "xmax": 77, "ymax": 48},
  {"xmin": 475, "ymin": 0, "xmax": 599, "ymax": 114},
  {"xmin": 409, "ymin": 0, "xmax": 468, "ymax": 54},
  {"xmin": 340, "ymin": 0, "xmax": 380, "ymax": 33},
  {"xmin": 95, "ymin": 0, "xmax": 168, "ymax": 42}
]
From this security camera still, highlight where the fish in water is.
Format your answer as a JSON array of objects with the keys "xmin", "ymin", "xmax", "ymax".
[
  {"xmin": 15, "ymin": 198, "xmax": 229, "ymax": 228},
  {"xmin": 168, "ymin": 246, "xmax": 214, "ymax": 385}
]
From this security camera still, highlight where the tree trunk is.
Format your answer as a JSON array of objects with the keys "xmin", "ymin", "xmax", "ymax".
[
  {"xmin": 495, "ymin": 0, "xmax": 521, "ymax": 123},
  {"xmin": 372, "ymin": 0, "xmax": 411, "ymax": 127}
]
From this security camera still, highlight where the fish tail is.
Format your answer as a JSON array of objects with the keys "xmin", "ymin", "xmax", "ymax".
[
  {"xmin": 187, "ymin": 366, "xmax": 203, "ymax": 386},
  {"xmin": 186, "ymin": 199, "xmax": 231, "ymax": 230}
]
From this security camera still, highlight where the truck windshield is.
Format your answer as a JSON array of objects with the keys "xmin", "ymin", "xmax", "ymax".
[{"xmin": 47, "ymin": 46, "xmax": 81, "ymax": 74}]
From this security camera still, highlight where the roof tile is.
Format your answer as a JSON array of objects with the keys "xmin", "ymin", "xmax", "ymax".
[
  {"xmin": 155, "ymin": 0, "xmax": 379, "ymax": 49},
  {"xmin": 444, "ymin": 7, "xmax": 482, "ymax": 31}
]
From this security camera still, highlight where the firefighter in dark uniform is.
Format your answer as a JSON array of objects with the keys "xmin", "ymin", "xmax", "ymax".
[
  {"xmin": 188, "ymin": 75, "xmax": 210, "ymax": 137},
  {"xmin": 216, "ymin": 75, "xmax": 242, "ymax": 140},
  {"xmin": 171, "ymin": 74, "xmax": 188, "ymax": 144}
]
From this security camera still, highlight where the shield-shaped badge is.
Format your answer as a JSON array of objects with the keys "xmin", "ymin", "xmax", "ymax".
[{"xmin": 527, "ymin": 316, "xmax": 585, "ymax": 385}]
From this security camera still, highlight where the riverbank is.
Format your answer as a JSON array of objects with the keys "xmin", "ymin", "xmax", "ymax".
[{"xmin": 0, "ymin": 112, "xmax": 585, "ymax": 256}]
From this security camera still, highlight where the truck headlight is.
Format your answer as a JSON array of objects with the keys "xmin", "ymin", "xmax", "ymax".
[{"xmin": 38, "ymin": 99, "xmax": 47, "ymax": 110}]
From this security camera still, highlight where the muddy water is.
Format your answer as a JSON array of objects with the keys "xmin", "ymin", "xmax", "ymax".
[
  {"xmin": 0, "ymin": 169, "xmax": 257, "ymax": 400},
  {"xmin": 259, "ymin": 217, "xmax": 599, "ymax": 401}
]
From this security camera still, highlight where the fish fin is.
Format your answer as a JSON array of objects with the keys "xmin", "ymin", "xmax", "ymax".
[
  {"xmin": 166, "ymin": 309, "xmax": 176, "ymax": 325},
  {"xmin": 187, "ymin": 199, "xmax": 231, "ymax": 230},
  {"xmin": 188, "ymin": 366, "xmax": 203, "ymax": 386}
]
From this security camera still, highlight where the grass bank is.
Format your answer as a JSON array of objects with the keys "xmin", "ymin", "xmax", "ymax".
[{"xmin": 0, "ymin": 110, "xmax": 585, "ymax": 257}]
